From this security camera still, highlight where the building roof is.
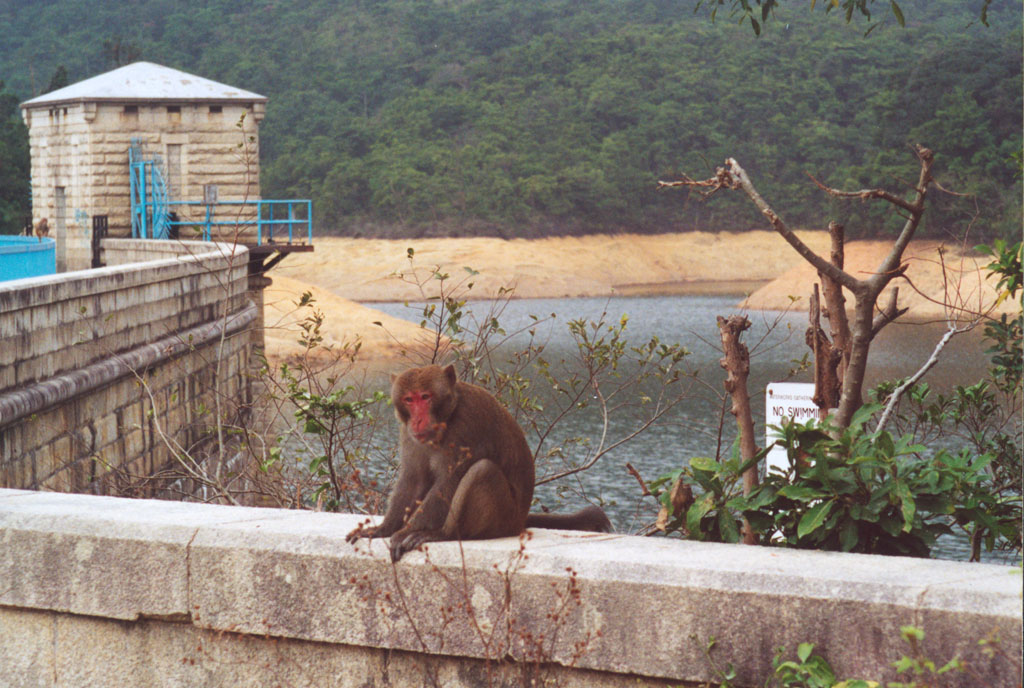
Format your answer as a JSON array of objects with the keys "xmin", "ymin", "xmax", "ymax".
[{"xmin": 21, "ymin": 61, "xmax": 267, "ymax": 108}]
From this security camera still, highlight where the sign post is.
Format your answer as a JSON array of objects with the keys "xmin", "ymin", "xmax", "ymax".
[{"xmin": 764, "ymin": 383, "xmax": 834, "ymax": 476}]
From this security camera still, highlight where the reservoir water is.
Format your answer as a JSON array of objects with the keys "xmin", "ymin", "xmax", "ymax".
[{"xmin": 365, "ymin": 294, "xmax": 1015, "ymax": 563}]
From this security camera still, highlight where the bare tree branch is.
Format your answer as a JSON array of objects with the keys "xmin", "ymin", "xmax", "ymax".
[
  {"xmin": 664, "ymin": 146, "xmax": 940, "ymax": 428},
  {"xmin": 871, "ymin": 287, "xmax": 910, "ymax": 337},
  {"xmin": 874, "ymin": 324, "xmax": 961, "ymax": 435},
  {"xmin": 874, "ymin": 146, "xmax": 934, "ymax": 282},
  {"xmin": 723, "ymin": 159, "xmax": 860, "ymax": 291},
  {"xmin": 806, "ymin": 172, "xmax": 920, "ymax": 215}
]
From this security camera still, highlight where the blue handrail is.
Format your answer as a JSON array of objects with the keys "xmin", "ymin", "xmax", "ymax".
[
  {"xmin": 164, "ymin": 199, "xmax": 313, "ymax": 245},
  {"xmin": 129, "ymin": 138, "xmax": 312, "ymax": 246},
  {"xmin": 129, "ymin": 139, "xmax": 171, "ymax": 240}
]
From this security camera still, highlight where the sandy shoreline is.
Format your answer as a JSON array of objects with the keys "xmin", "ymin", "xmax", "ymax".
[
  {"xmin": 264, "ymin": 231, "xmax": 1010, "ymax": 363},
  {"xmin": 272, "ymin": 231, "xmax": 832, "ymax": 302}
]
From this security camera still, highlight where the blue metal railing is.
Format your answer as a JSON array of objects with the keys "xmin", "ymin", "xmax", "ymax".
[
  {"xmin": 129, "ymin": 139, "xmax": 171, "ymax": 240},
  {"xmin": 165, "ymin": 199, "xmax": 313, "ymax": 245},
  {"xmin": 129, "ymin": 137, "xmax": 312, "ymax": 246}
]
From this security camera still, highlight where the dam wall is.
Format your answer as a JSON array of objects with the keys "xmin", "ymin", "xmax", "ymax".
[{"xmin": 0, "ymin": 239, "xmax": 255, "ymax": 495}]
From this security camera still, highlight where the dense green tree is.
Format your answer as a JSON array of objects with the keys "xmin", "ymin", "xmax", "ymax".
[
  {"xmin": 0, "ymin": 0, "xmax": 1018, "ymax": 239},
  {"xmin": 0, "ymin": 80, "xmax": 30, "ymax": 235},
  {"xmin": 45, "ymin": 65, "xmax": 69, "ymax": 92}
]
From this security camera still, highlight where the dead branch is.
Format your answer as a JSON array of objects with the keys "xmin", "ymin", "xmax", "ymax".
[
  {"xmin": 875, "ymin": 146, "xmax": 934, "ymax": 280},
  {"xmin": 721, "ymin": 160, "xmax": 858, "ymax": 291},
  {"xmin": 874, "ymin": 324, "xmax": 963, "ymax": 434},
  {"xmin": 663, "ymin": 146, "xmax": 937, "ymax": 428},
  {"xmin": 625, "ymin": 462, "xmax": 652, "ymax": 497},
  {"xmin": 657, "ymin": 166, "xmax": 736, "ymax": 198},
  {"xmin": 806, "ymin": 172, "xmax": 919, "ymax": 214},
  {"xmin": 871, "ymin": 287, "xmax": 909, "ymax": 337}
]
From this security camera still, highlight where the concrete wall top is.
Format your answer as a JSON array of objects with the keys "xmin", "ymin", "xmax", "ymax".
[
  {"xmin": 0, "ymin": 239, "xmax": 245, "ymax": 305},
  {"xmin": 0, "ymin": 239, "xmax": 249, "ymax": 400},
  {"xmin": 0, "ymin": 488, "xmax": 1019, "ymax": 686}
]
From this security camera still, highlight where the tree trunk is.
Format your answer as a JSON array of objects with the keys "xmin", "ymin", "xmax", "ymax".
[
  {"xmin": 835, "ymin": 291, "xmax": 876, "ymax": 427},
  {"xmin": 717, "ymin": 315, "xmax": 758, "ymax": 545},
  {"xmin": 807, "ymin": 284, "xmax": 842, "ymax": 412}
]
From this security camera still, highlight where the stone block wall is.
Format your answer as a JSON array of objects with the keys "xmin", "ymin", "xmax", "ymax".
[
  {"xmin": 0, "ymin": 240, "xmax": 255, "ymax": 496},
  {"xmin": 0, "ymin": 490, "xmax": 1019, "ymax": 687},
  {"xmin": 23, "ymin": 102, "xmax": 263, "ymax": 271}
]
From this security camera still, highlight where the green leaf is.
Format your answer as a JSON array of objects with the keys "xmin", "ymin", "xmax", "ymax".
[
  {"xmin": 937, "ymin": 656, "xmax": 965, "ymax": 674},
  {"xmin": 879, "ymin": 515, "xmax": 902, "ymax": 537},
  {"xmin": 848, "ymin": 403, "xmax": 880, "ymax": 430},
  {"xmin": 797, "ymin": 642, "xmax": 814, "ymax": 662},
  {"xmin": 778, "ymin": 485, "xmax": 828, "ymax": 501},
  {"xmin": 798, "ymin": 501, "xmax": 834, "ymax": 539},
  {"xmin": 741, "ymin": 484, "xmax": 779, "ymax": 510},
  {"xmin": 890, "ymin": 0, "xmax": 905, "ymax": 26},
  {"xmin": 893, "ymin": 655, "xmax": 916, "ymax": 672},
  {"xmin": 876, "ymin": 432, "xmax": 895, "ymax": 459},
  {"xmin": 687, "ymin": 495, "xmax": 715, "ymax": 538},
  {"xmin": 689, "ymin": 456, "xmax": 721, "ymax": 473},
  {"xmin": 895, "ymin": 482, "xmax": 916, "ymax": 533},
  {"xmin": 718, "ymin": 508, "xmax": 741, "ymax": 543},
  {"xmin": 839, "ymin": 519, "xmax": 860, "ymax": 552},
  {"xmin": 806, "ymin": 658, "xmax": 836, "ymax": 684},
  {"xmin": 737, "ymin": 445, "xmax": 771, "ymax": 476}
]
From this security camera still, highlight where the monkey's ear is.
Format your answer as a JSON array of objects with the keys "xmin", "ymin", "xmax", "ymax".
[{"xmin": 443, "ymin": 364, "xmax": 457, "ymax": 385}]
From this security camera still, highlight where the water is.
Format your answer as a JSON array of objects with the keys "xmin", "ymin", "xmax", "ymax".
[{"xmin": 365, "ymin": 294, "xmax": 1016, "ymax": 563}]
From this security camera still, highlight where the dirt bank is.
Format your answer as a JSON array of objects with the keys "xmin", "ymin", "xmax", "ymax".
[
  {"xmin": 272, "ymin": 231, "xmax": 833, "ymax": 301},
  {"xmin": 264, "ymin": 232, "xmax": 1009, "ymax": 363}
]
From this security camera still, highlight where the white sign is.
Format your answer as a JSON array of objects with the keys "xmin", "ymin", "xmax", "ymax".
[
  {"xmin": 764, "ymin": 382, "xmax": 831, "ymax": 476},
  {"xmin": 203, "ymin": 184, "xmax": 219, "ymax": 205}
]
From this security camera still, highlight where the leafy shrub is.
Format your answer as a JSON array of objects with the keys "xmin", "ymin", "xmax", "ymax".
[
  {"xmin": 653, "ymin": 404, "xmax": 1020, "ymax": 558},
  {"xmin": 741, "ymin": 408, "xmax": 1019, "ymax": 557}
]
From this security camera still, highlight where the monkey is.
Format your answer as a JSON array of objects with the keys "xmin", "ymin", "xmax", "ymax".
[
  {"xmin": 346, "ymin": 364, "xmax": 611, "ymax": 562},
  {"xmin": 34, "ymin": 218, "xmax": 48, "ymax": 241}
]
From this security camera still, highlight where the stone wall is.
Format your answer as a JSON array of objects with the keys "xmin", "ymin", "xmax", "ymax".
[
  {"xmin": 0, "ymin": 239, "xmax": 255, "ymax": 495},
  {"xmin": 23, "ymin": 102, "xmax": 263, "ymax": 271},
  {"xmin": 0, "ymin": 489, "xmax": 1019, "ymax": 687}
]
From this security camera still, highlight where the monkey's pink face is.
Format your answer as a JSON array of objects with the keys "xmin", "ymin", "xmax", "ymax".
[{"xmin": 402, "ymin": 389, "xmax": 441, "ymax": 443}]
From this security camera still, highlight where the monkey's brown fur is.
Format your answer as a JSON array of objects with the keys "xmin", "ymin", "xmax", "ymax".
[
  {"xmin": 34, "ymin": 218, "xmax": 48, "ymax": 240},
  {"xmin": 346, "ymin": 364, "xmax": 610, "ymax": 561}
]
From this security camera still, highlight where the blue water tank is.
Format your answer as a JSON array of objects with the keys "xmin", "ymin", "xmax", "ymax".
[{"xmin": 0, "ymin": 236, "xmax": 57, "ymax": 281}]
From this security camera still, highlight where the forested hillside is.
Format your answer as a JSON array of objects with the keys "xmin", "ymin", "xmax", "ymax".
[{"xmin": 0, "ymin": 0, "xmax": 1020, "ymax": 239}]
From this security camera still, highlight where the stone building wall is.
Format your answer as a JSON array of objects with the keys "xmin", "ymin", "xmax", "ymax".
[
  {"xmin": 0, "ymin": 240, "xmax": 255, "ymax": 495},
  {"xmin": 23, "ymin": 102, "xmax": 263, "ymax": 272}
]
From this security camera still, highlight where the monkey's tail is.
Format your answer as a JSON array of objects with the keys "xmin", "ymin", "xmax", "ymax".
[{"xmin": 526, "ymin": 505, "xmax": 612, "ymax": 533}]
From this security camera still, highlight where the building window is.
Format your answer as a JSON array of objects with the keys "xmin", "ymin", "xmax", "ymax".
[
  {"xmin": 123, "ymin": 105, "xmax": 139, "ymax": 118},
  {"xmin": 167, "ymin": 105, "xmax": 181, "ymax": 114},
  {"xmin": 166, "ymin": 144, "xmax": 184, "ymax": 200},
  {"xmin": 209, "ymin": 105, "xmax": 222, "ymax": 115}
]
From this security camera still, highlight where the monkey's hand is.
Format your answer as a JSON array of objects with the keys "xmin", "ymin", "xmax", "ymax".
[
  {"xmin": 345, "ymin": 523, "xmax": 382, "ymax": 544},
  {"xmin": 389, "ymin": 529, "xmax": 437, "ymax": 562}
]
